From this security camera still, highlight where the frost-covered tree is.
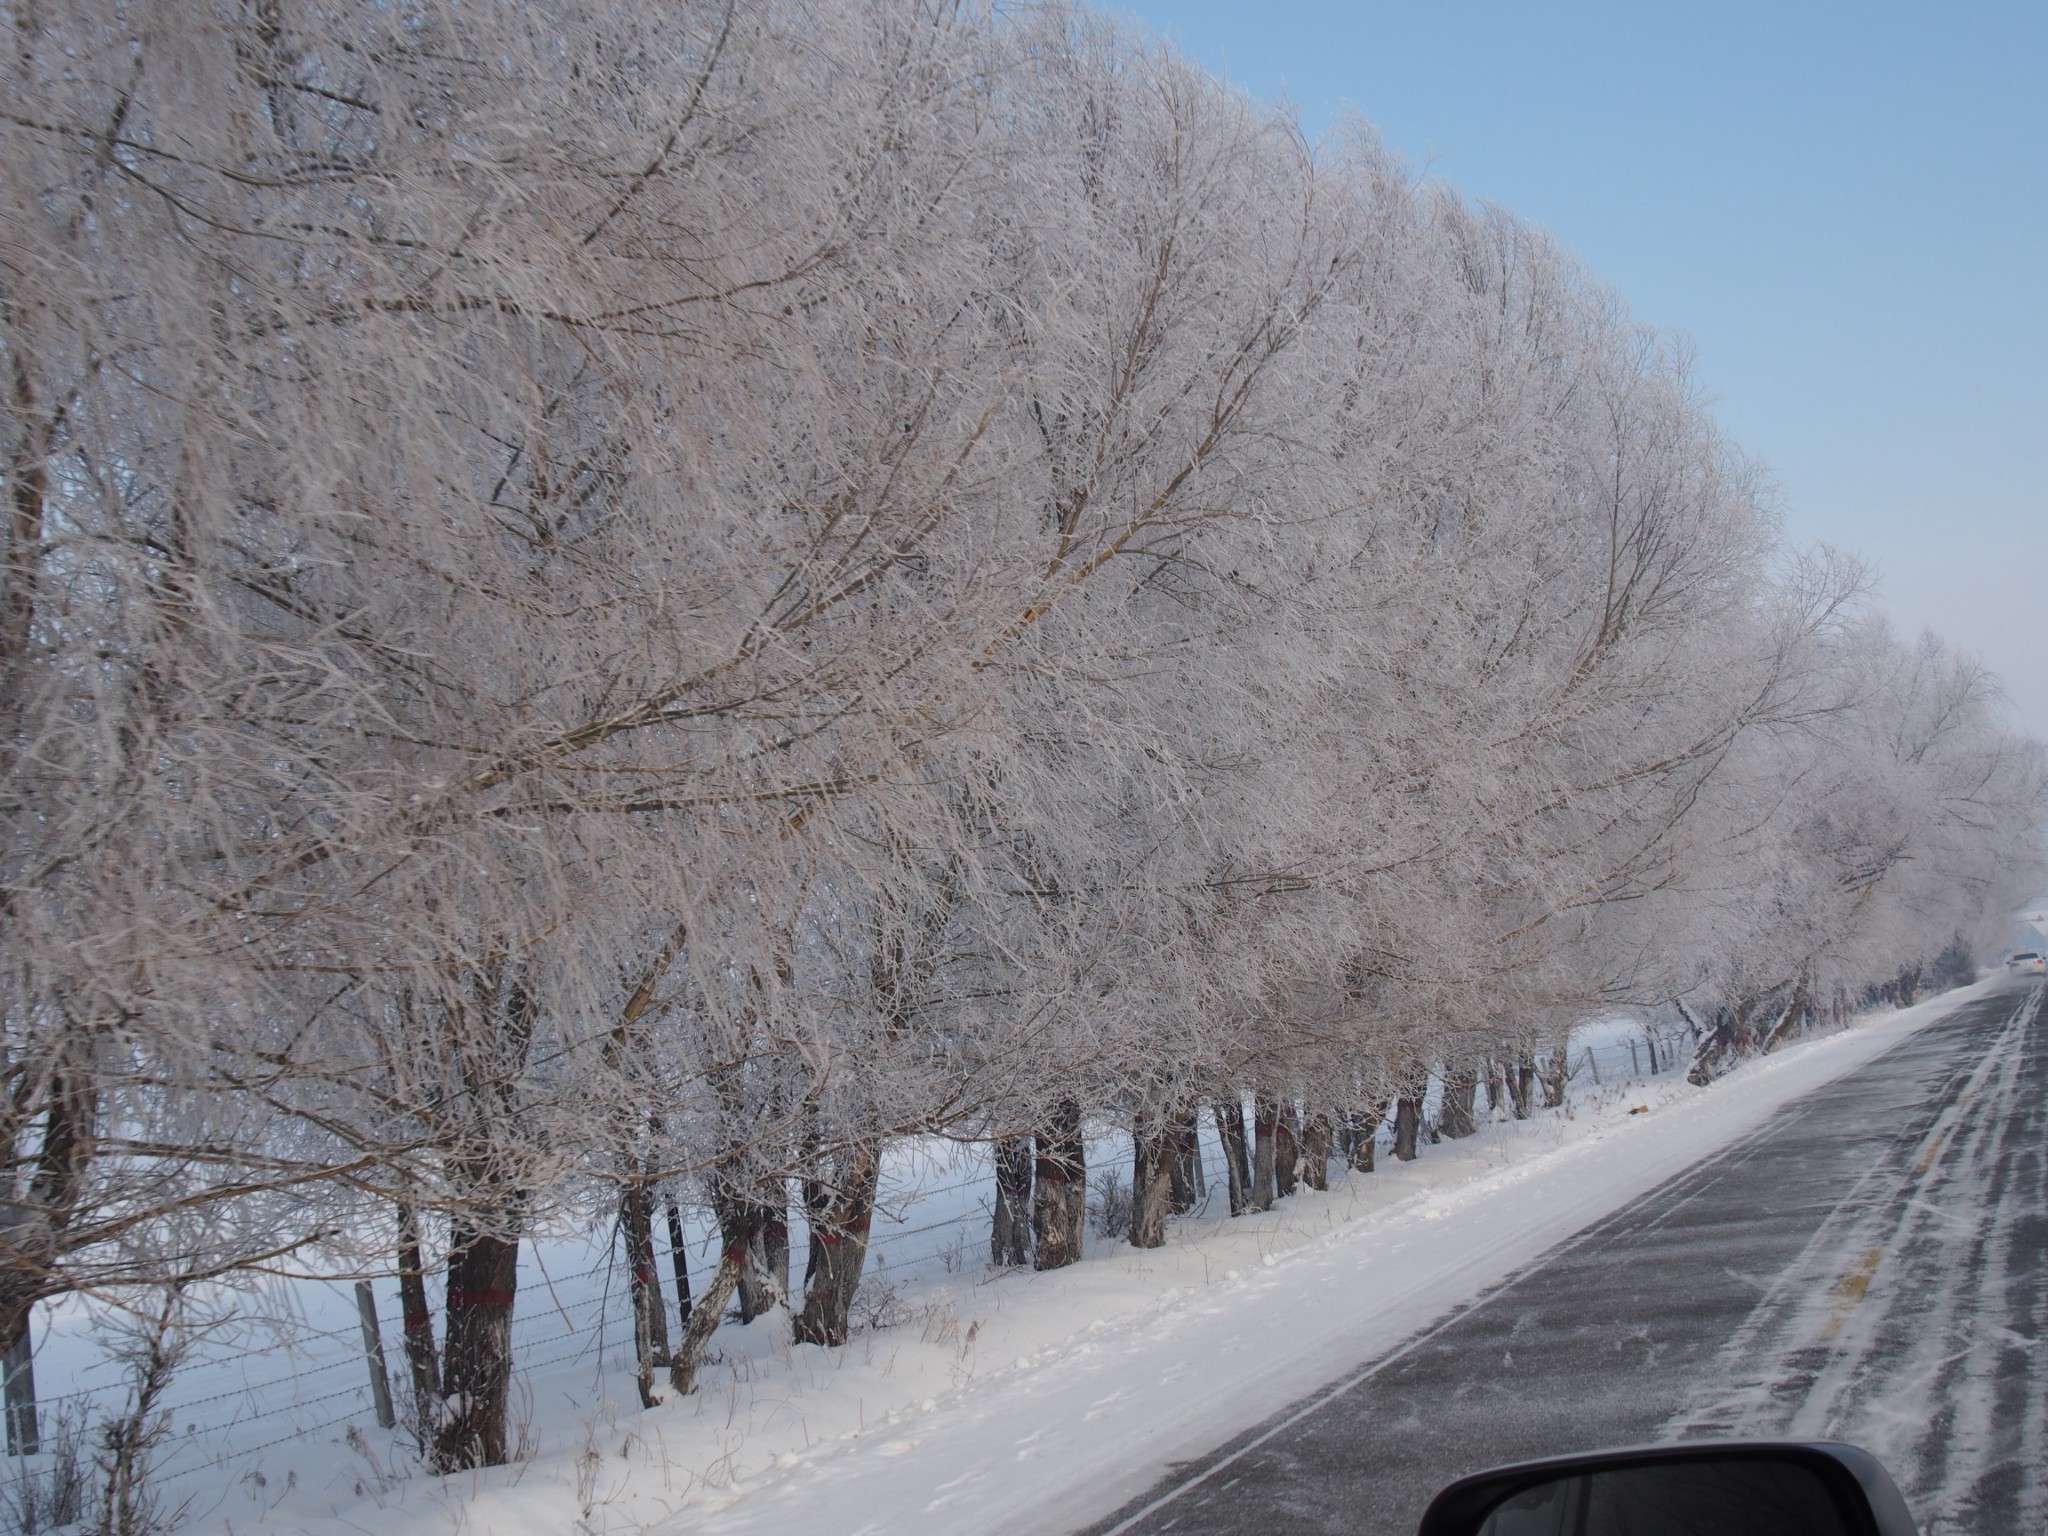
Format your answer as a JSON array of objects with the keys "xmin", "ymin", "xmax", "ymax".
[{"xmin": 4, "ymin": 0, "xmax": 2042, "ymax": 1480}]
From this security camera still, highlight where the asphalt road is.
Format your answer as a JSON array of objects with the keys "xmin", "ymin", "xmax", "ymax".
[{"xmin": 1081, "ymin": 979, "xmax": 2047, "ymax": 1536}]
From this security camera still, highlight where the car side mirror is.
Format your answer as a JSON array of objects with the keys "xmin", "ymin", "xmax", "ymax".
[{"xmin": 1416, "ymin": 1441, "xmax": 1918, "ymax": 1536}]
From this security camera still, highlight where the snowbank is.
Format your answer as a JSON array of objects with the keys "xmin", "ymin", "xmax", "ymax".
[{"xmin": 23, "ymin": 984, "xmax": 1986, "ymax": 1536}]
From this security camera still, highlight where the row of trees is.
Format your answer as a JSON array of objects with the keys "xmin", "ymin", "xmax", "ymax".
[{"xmin": 5, "ymin": 0, "xmax": 2042, "ymax": 1473}]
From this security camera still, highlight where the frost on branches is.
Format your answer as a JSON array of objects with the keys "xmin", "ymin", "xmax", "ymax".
[{"xmin": 2, "ymin": 0, "xmax": 2041, "ymax": 1487}]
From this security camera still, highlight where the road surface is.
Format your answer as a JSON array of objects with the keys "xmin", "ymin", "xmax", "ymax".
[{"xmin": 1084, "ymin": 979, "xmax": 2046, "ymax": 1536}]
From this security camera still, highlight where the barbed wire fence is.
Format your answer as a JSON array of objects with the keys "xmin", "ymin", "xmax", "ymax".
[{"xmin": 0, "ymin": 1022, "xmax": 1700, "ymax": 1526}]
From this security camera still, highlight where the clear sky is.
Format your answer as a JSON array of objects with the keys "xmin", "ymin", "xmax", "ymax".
[{"xmin": 1115, "ymin": 0, "xmax": 2048, "ymax": 741}]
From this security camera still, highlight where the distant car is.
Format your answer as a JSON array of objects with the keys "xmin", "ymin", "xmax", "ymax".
[{"xmin": 2009, "ymin": 951, "xmax": 2046, "ymax": 975}]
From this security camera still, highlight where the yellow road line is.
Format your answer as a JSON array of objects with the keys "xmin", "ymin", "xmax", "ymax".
[
  {"xmin": 1817, "ymin": 1246, "xmax": 1884, "ymax": 1341},
  {"xmin": 1913, "ymin": 1131, "xmax": 1949, "ymax": 1175}
]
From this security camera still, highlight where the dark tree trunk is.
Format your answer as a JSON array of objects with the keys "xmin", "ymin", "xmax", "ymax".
[
  {"xmin": 1251, "ymin": 1094, "xmax": 1279, "ymax": 1211},
  {"xmin": 1213, "ymin": 1097, "xmax": 1252, "ymax": 1216},
  {"xmin": 794, "ymin": 1143, "xmax": 881, "ymax": 1348},
  {"xmin": 1344, "ymin": 1102, "xmax": 1382, "ymax": 1173},
  {"xmin": 396, "ymin": 1201, "xmax": 440, "ymax": 1449},
  {"xmin": 1688, "ymin": 1005, "xmax": 1745, "ymax": 1085},
  {"xmin": 1440, "ymin": 1065, "xmax": 1479, "ymax": 1139},
  {"xmin": 1392, "ymin": 1095, "xmax": 1421, "ymax": 1162},
  {"xmin": 665, "ymin": 1198, "xmax": 693, "ymax": 1334},
  {"xmin": 2, "ymin": 1307, "xmax": 37, "ymax": 1456},
  {"xmin": 620, "ymin": 1180, "xmax": 671, "ymax": 1407},
  {"xmin": 429, "ymin": 968, "xmax": 535, "ymax": 1473},
  {"xmin": 0, "ymin": 1051, "xmax": 96, "ymax": 1449},
  {"xmin": 990, "ymin": 1137, "xmax": 1033, "ymax": 1267},
  {"xmin": 1129, "ymin": 1105, "xmax": 1175, "ymax": 1249},
  {"xmin": 0, "ymin": 424, "xmax": 65, "ymax": 1457},
  {"xmin": 1274, "ymin": 1102, "xmax": 1301, "ymax": 1198},
  {"xmin": 1506, "ymin": 1061, "xmax": 1535, "ymax": 1119},
  {"xmin": 1301, "ymin": 1112, "xmax": 1333, "ymax": 1190},
  {"xmin": 433, "ymin": 1224, "xmax": 520, "ymax": 1471},
  {"xmin": 1032, "ymin": 1099, "xmax": 1086, "ymax": 1270},
  {"xmin": 1168, "ymin": 1104, "xmax": 1204, "ymax": 1214}
]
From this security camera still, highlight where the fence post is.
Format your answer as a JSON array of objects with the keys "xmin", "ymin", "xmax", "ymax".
[
  {"xmin": 1628, "ymin": 1038, "xmax": 1641, "ymax": 1079},
  {"xmin": 355, "ymin": 1281, "xmax": 397, "ymax": 1430},
  {"xmin": 665, "ymin": 1199, "xmax": 694, "ymax": 1334},
  {"xmin": 1585, "ymin": 1047, "xmax": 1601, "ymax": 1086}
]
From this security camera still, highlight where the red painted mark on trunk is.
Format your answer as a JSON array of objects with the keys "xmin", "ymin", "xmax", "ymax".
[{"xmin": 446, "ymin": 1288, "xmax": 516, "ymax": 1308}]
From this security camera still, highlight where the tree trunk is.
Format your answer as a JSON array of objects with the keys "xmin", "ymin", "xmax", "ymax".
[
  {"xmin": 1440, "ymin": 1065, "xmax": 1479, "ymax": 1139},
  {"xmin": 794, "ymin": 1142, "xmax": 881, "ymax": 1348},
  {"xmin": 0, "ymin": 1050, "xmax": 95, "ymax": 1448},
  {"xmin": 1505, "ymin": 1061, "xmax": 1534, "ymax": 1119},
  {"xmin": 1129, "ymin": 1105, "xmax": 1175, "ymax": 1249},
  {"xmin": 665, "ymin": 1198, "xmax": 693, "ymax": 1334},
  {"xmin": 1032, "ymin": 1099, "xmax": 1086, "ymax": 1270},
  {"xmin": 1762, "ymin": 984, "xmax": 1809, "ymax": 1053},
  {"xmin": 1344, "ymin": 1102, "xmax": 1381, "ymax": 1173},
  {"xmin": 1250, "ymin": 1094, "xmax": 1279, "ymax": 1211},
  {"xmin": 430, "ymin": 968, "xmax": 534, "ymax": 1473},
  {"xmin": 1213, "ymin": 1096, "xmax": 1252, "ymax": 1216},
  {"xmin": 746, "ymin": 1186, "xmax": 789, "ymax": 1321},
  {"xmin": 396, "ymin": 1201, "xmax": 440, "ymax": 1450},
  {"xmin": 712, "ymin": 1180, "xmax": 785, "ymax": 1323},
  {"xmin": 621, "ymin": 1180, "xmax": 671, "ymax": 1407},
  {"xmin": 1274, "ymin": 1102, "xmax": 1301, "ymax": 1197},
  {"xmin": 762, "ymin": 1202, "xmax": 790, "ymax": 1312},
  {"xmin": 669, "ymin": 1240, "xmax": 744, "ymax": 1396},
  {"xmin": 990, "ymin": 1137, "xmax": 1032, "ymax": 1267},
  {"xmin": 433, "ymin": 1224, "xmax": 520, "ymax": 1471},
  {"xmin": 2, "ymin": 1306, "xmax": 37, "ymax": 1456},
  {"xmin": 1674, "ymin": 998, "xmax": 1707, "ymax": 1044},
  {"xmin": 1688, "ymin": 1005, "xmax": 1744, "ymax": 1085},
  {"xmin": 1392, "ymin": 1095, "xmax": 1421, "ymax": 1162},
  {"xmin": 1168, "ymin": 1104, "xmax": 1204, "ymax": 1214},
  {"xmin": 1301, "ymin": 1112, "xmax": 1333, "ymax": 1190}
]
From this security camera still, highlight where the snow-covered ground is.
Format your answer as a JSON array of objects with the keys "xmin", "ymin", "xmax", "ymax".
[{"xmin": 3, "ymin": 985, "xmax": 1982, "ymax": 1536}]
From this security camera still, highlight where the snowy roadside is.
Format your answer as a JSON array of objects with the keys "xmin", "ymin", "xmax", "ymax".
[
  {"xmin": 205, "ymin": 981, "xmax": 1986, "ymax": 1536},
  {"xmin": 201, "ymin": 988, "xmax": 1978, "ymax": 1536}
]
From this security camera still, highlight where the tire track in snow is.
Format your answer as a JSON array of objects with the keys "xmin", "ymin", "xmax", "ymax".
[
  {"xmin": 1661, "ymin": 982, "xmax": 2046, "ymax": 1534},
  {"xmin": 1081, "ymin": 981, "xmax": 2036, "ymax": 1536}
]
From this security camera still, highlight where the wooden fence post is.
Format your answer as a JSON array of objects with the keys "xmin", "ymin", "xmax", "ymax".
[{"xmin": 355, "ymin": 1281, "xmax": 397, "ymax": 1431}]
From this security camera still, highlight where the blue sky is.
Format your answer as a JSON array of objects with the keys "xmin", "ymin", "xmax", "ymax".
[{"xmin": 1116, "ymin": 1, "xmax": 2048, "ymax": 740}]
